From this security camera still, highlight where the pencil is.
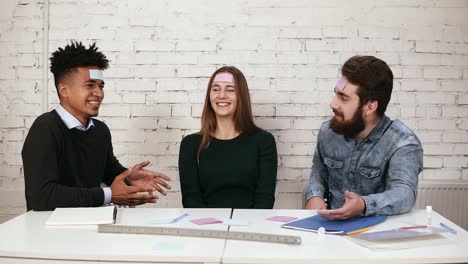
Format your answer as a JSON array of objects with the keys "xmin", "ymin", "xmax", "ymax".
[{"xmin": 346, "ymin": 226, "xmax": 372, "ymax": 235}]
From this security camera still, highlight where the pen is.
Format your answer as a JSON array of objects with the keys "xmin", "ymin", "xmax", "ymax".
[
  {"xmin": 440, "ymin": 222, "xmax": 457, "ymax": 234},
  {"xmin": 346, "ymin": 226, "xmax": 372, "ymax": 236},
  {"xmin": 112, "ymin": 205, "xmax": 117, "ymax": 224},
  {"xmin": 398, "ymin": 225, "xmax": 427, "ymax": 230},
  {"xmin": 171, "ymin": 213, "xmax": 189, "ymax": 224}
]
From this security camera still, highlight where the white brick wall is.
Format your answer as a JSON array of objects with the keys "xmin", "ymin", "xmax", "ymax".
[{"xmin": 1, "ymin": 0, "xmax": 467, "ymax": 222}]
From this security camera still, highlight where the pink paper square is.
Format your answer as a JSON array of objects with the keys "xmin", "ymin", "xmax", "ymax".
[
  {"xmin": 190, "ymin": 217, "xmax": 222, "ymax": 225},
  {"xmin": 335, "ymin": 76, "xmax": 348, "ymax": 91},
  {"xmin": 266, "ymin": 216, "xmax": 298, "ymax": 222}
]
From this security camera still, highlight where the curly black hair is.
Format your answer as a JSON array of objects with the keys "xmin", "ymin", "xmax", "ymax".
[{"xmin": 50, "ymin": 41, "xmax": 109, "ymax": 89}]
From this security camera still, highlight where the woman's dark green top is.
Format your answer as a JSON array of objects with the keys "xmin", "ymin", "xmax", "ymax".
[{"xmin": 178, "ymin": 130, "xmax": 277, "ymax": 209}]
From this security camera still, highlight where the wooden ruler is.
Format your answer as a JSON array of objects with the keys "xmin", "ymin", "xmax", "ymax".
[{"xmin": 98, "ymin": 224, "xmax": 302, "ymax": 245}]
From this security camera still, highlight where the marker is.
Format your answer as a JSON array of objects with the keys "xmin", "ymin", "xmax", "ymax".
[
  {"xmin": 170, "ymin": 213, "xmax": 189, "ymax": 224},
  {"xmin": 440, "ymin": 222, "xmax": 457, "ymax": 234}
]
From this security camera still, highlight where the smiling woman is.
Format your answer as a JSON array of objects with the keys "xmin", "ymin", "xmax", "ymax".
[{"xmin": 178, "ymin": 66, "xmax": 278, "ymax": 209}]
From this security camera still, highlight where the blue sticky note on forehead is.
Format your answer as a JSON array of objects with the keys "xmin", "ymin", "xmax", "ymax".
[{"xmin": 89, "ymin": 69, "xmax": 104, "ymax": 80}]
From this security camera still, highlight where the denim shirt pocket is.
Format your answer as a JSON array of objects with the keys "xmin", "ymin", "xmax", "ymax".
[
  {"xmin": 324, "ymin": 157, "xmax": 344, "ymax": 169},
  {"xmin": 358, "ymin": 166, "xmax": 381, "ymax": 179}
]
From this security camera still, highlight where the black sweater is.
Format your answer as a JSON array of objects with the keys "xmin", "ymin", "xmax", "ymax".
[
  {"xmin": 22, "ymin": 110, "xmax": 126, "ymax": 211},
  {"xmin": 178, "ymin": 130, "xmax": 278, "ymax": 209}
]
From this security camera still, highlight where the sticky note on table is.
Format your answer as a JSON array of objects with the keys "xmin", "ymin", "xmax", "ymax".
[
  {"xmin": 266, "ymin": 216, "xmax": 298, "ymax": 222},
  {"xmin": 152, "ymin": 242, "xmax": 185, "ymax": 251},
  {"xmin": 223, "ymin": 219, "xmax": 249, "ymax": 226},
  {"xmin": 190, "ymin": 217, "xmax": 222, "ymax": 225}
]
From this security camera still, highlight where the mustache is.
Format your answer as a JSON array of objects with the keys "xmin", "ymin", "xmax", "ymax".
[{"xmin": 332, "ymin": 109, "xmax": 343, "ymax": 117}]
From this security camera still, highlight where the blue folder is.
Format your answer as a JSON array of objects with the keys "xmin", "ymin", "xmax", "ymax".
[{"xmin": 281, "ymin": 214, "xmax": 387, "ymax": 235}]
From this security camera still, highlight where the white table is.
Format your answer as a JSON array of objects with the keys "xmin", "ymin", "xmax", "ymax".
[
  {"xmin": 1, "ymin": 208, "xmax": 467, "ymax": 264},
  {"xmin": 0, "ymin": 208, "xmax": 231, "ymax": 264},
  {"xmin": 223, "ymin": 209, "xmax": 468, "ymax": 264}
]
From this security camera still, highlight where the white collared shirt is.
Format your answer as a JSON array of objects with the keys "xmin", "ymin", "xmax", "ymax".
[
  {"xmin": 55, "ymin": 104, "xmax": 111, "ymax": 205},
  {"xmin": 55, "ymin": 104, "xmax": 95, "ymax": 131}
]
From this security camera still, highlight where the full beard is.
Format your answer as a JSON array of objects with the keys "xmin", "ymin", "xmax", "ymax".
[{"xmin": 329, "ymin": 106, "xmax": 365, "ymax": 138}]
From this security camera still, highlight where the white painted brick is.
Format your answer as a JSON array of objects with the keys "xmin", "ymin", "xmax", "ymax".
[
  {"xmin": 441, "ymin": 80, "xmax": 468, "ymax": 92},
  {"xmin": 278, "ymin": 26, "xmax": 321, "ymax": 39},
  {"xmin": 175, "ymin": 66, "xmax": 215, "ymax": 78},
  {"xmin": 416, "ymin": 93, "xmax": 456, "ymax": 105},
  {"xmin": 277, "ymin": 130, "xmax": 316, "ymax": 143},
  {"xmin": 171, "ymin": 105, "xmax": 191, "ymax": 117},
  {"xmin": 417, "ymin": 106, "xmax": 442, "ymax": 118},
  {"xmin": 401, "ymin": 54, "xmax": 441, "ymax": 66},
  {"xmin": 144, "ymin": 130, "xmax": 185, "ymax": 143},
  {"xmin": 277, "ymin": 143, "xmax": 314, "ymax": 155},
  {"xmin": 418, "ymin": 131, "xmax": 442, "ymax": 143},
  {"xmin": 135, "ymin": 40, "xmax": 176, "ymax": 52},
  {"xmin": 442, "ymin": 26, "xmax": 464, "ymax": 42},
  {"xmin": 251, "ymin": 91, "xmax": 290, "ymax": 104},
  {"xmin": 165, "ymin": 118, "xmax": 200, "ymax": 129},
  {"xmin": 292, "ymin": 118, "xmax": 327, "ymax": 130},
  {"xmin": 422, "ymin": 168, "xmax": 461, "ymax": 180},
  {"xmin": 458, "ymin": 118, "xmax": 468, "ymax": 130},
  {"xmin": 454, "ymin": 144, "xmax": 468, "ymax": 154},
  {"xmin": 134, "ymin": 66, "xmax": 176, "ymax": 78},
  {"xmin": 147, "ymin": 92, "xmax": 188, "ymax": 104},
  {"xmin": 358, "ymin": 25, "xmax": 400, "ymax": 39},
  {"xmin": 459, "ymin": 94, "xmax": 468, "ymax": 104},
  {"xmin": 255, "ymin": 118, "xmax": 292, "ymax": 130},
  {"xmin": 176, "ymin": 40, "xmax": 217, "ymax": 52},
  {"xmin": 276, "ymin": 105, "xmax": 318, "ymax": 117},
  {"xmin": 115, "ymin": 79, "xmax": 156, "ymax": 92},
  {"xmin": 423, "ymin": 156, "xmax": 443, "ymax": 168},
  {"xmin": 156, "ymin": 78, "xmax": 205, "ymax": 91},
  {"xmin": 441, "ymin": 54, "xmax": 468, "ymax": 66},
  {"xmin": 291, "ymin": 92, "xmax": 333, "ymax": 104},
  {"xmin": 272, "ymin": 79, "xmax": 316, "ymax": 91},
  {"xmin": 277, "ymin": 167, "xmax": 303, "ymax": 181},
  {"xmin": 131, "ymin": 104, "xmax": 171, "ymax": 117},
  {"xmin": 443, "ymin": 106, "xmax": 468, "ymax": 117},
  {"xmin": 122, "ymin": 93, "xmax": 146, "ymax": 104},
  {"xmin": 98, "ymin": 105, "xmax": 130, "ymax": 117},
  {"xmin": 280, "ymin": 155, "xmax": 312, "ymax": 168},
  {"xmin": 444, "ymin": 156, "xmax": 468, "ymax": 168},
  {"xmin": 191, "ymin": 104, "xmax": 203, "ymax": 118},
  {"xmin": 423, "ymin": 144, "xmax": 455, "ymax": 155},
  {"xmin": 252, "ymin": 104, "xmax": 274, "ymax": 117},
  {"xmin": 400, "ymin": 80, "xmax": 439, "ymax": 91},
  {"xmin": 423, "ymin": 67, "xmax": 462, "ymax": 79},
  {"xmin": 0, "ymin": 118, "xmax": 24, "ymax": 128},
  {"xmin": 418, "ymin": 119, "xmax": 456, "ymax": 130},
  {"xmin": 125, "ymin": 143, "xmax": 168, "ymax": 155},
  {"xmin": 274, "ymin": 192, "xmax": 303, "ymax": 209},
  {"xmin": 463, "ymin": 169, "xmax": 468, "ymax": 180}
]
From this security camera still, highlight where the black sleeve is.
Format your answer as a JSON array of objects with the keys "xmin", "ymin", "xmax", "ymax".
[
  {"xmin": 22, "ymin": 120, "xmax": 103, "ymax": 211},
  {"xmin": 102, "ymin": 124, "xmax": 126, "ymax": 187},
  {"xmin": 253, "ymin": 131, "xmax": 278, "ymax": 209},
  {"xmin": 178, "ymin": 135, "xmax": 207, "ymax": 208}
]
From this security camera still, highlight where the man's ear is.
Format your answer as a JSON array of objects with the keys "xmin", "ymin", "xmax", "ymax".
[
  {"xmin": 364, "ymin": 100, "xmax": 378, "ymax": 116},
  {"xmin": 57, "ymin": 83, "xmax": 68, "ymax": 99}
]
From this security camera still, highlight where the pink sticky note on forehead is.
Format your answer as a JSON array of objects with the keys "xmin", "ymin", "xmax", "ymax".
[
  {"xmin": 213, "ymin": 72, "xmax": 234, "ymax": 83},
  {"xmin": 335, "ymin": 76, "xmax": 348, "ymax": 91}
]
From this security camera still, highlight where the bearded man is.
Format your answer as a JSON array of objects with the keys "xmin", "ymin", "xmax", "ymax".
[{"xmin": 305, "ymin": 55, "xmax": 423, "ymax": 220}]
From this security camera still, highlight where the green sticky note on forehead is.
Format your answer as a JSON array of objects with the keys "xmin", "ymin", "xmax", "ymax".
[{"xmin": 89, "ymin": 69, "xmax": 104, "ymax": 80}]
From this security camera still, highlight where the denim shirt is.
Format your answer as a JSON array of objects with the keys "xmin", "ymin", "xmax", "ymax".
[{"xmin": 306, "ymin": 115, "xmax": 423, "ymax": 216}]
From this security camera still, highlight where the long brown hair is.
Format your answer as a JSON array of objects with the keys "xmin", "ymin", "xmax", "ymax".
[{"xmin": 198, "ymin": 66, "xmax": 260, "ymax": 158}]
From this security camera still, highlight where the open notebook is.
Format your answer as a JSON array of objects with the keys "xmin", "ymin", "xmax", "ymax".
[
  {"xmin": 46, "ymin": 206, "xmax": 117, "ymax": 226},
  {"xmin": 281, "ymin": 214, "xmax": 387, "ymax": 235}
]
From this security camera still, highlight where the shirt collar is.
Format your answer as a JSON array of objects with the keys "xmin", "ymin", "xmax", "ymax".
[
  {"xmin": 55, "ymin": 104, "xmax": 94, "ymax": 131},
  {"xmin": 366, "ymin": 115, "xmax": 391, "ymax": 142}
]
